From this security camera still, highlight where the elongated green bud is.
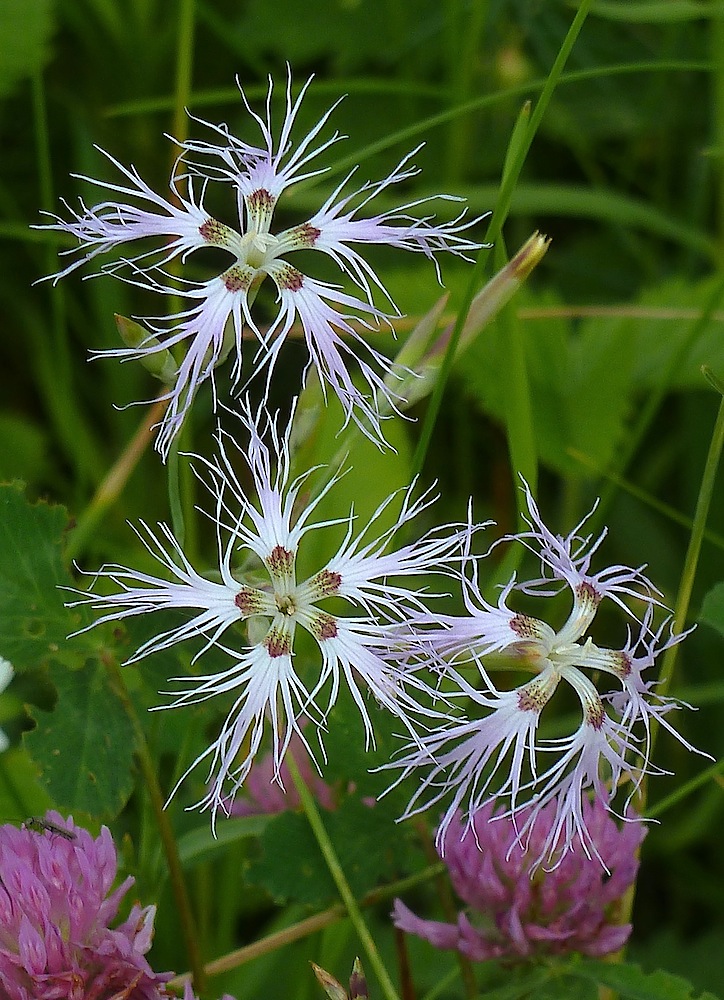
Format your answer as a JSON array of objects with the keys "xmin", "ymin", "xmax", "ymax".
[
  {"xmin": 390, "ymin": 231, "xmax": 550, "ymax": 410},
  {"xmin": 114, "ymin": 314, "xmax": 179, "ymax": 384}
]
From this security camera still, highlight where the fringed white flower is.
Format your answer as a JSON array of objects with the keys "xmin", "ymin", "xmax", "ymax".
[
  {"xmin": 66, "ymin": 399, "xmax": 472, "ymax": 827},
  {"xmin": 39, "ymin": 69, "xmax": 486, "ymax": 458}
]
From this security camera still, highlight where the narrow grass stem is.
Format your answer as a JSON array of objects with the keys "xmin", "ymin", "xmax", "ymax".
[
  {"xmin": 65, "ymin": 397, "xmax": 168, "ymax": 563},
  {"xmin": 287, "ymin": 753, "xmax": 402, "ymax": 1000},
  {"xmin": 104, "ymin": 657, "xmax": 206, "ymax": 996},
  {"xmin": 617, "ymin": 376, "xmax": 724, "ymax": 954},
  {"xmin": 656, "ymin": 380, "xmax": 724, "ymax": 710},
  {"xmin": 167, "ymin": 862, "xmax": 446, "ymax": 989},
  {"xmin": 410, "ymin": 0, "xmax": 594, "ymax": 481}
]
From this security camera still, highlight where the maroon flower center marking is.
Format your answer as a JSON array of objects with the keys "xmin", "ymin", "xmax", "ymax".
[
  {"xmin": 292, "ymin": 222, "xmax": 321, "ymax": 247},
  {"xmin": 510, "ymin": 614, "xmax": 539, "ymax": 639},
  {"xmin": 199, "ymin": 217, "xmax": 234, "ymax": 246},
  {"xmin": 264, "ymin": 627, "xmax": 291, "ymax": 658},
  {"xmin": 267, "ymin": 544, "xmax": 295, "ymax": 576},
  {"xmin": 235, "ymin": 587, "xmax": 263, "ymax": 614},
  {"xmin": 585, "ymin": 698, "xmax": 605, "ymax": 730},
  {"xmin": 276, "ymin": 263, "xmax": 304, "ymax": 292},
  {"xmin": 311, "ymin": 568, "xmax": 342, "ymax": 597},
  {"xmin": 576, "ymin": 580, "xmax": 601, "ymax": 609},
  {"xmin": 247, "ymin": 188, "xmax": 275, "ymax": 215},
  {"xmin": 517, "ymin": 676, "xmax": 553, "ymax": 713},
  {"xmin": 222, "ymin": 265, "xmax": 252, "ymax": 293},
  {"xmin": 615, "ymin": 651, "xmax": 631, "ymax": 678},
  {"xmin": 313, "ymin": 613, "xmax": 338, "ymax": 641}
]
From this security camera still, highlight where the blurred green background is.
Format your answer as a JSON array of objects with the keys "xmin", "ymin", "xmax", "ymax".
[{"xmin": 2, "ymin": 0, "xmax": 724, "ymax": 996}]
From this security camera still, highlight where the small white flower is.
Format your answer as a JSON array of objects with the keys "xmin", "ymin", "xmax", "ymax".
[
  {"xmin": 39, "ymin": 70, "xmax": 485, "ymax": 458},
  {"xmin": 67, "ymin": 399, "xmax": 471, "ymax": 826}
]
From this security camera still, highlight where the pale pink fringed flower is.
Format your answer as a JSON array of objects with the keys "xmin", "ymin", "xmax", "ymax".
[
  {"xmin": 387, "ymin": 482, "xmax": 701, "ymax": 867},
  {"xmin": 39, "ymin": 70, "xmax": 484, "ymax": 458},
  {"xmin": 393, "ymin": 798, "xmax": 646, "ymax": 961},
  {"xmin": 0, "ymin": 810, "xmax": 171, "ymax": 1000}
]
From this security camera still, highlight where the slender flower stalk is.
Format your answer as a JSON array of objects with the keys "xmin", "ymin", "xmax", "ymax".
[
  {"xmin": 39, "ymin": 70, "xmax": 485, "ymax": 458},
  {"xmin": 67, "ymin": 399, "xmax": 471, "ymax": 826},
  {"xmin": 386, "ymin": 482, "xmax": 701, "ymax": 867}
]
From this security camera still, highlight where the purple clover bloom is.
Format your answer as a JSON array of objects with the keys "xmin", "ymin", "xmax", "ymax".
[
  {"xmin": 67, "ymin": 399, "xmax": 470, "ymax": 826},
  {"xmin": 388, "ymin": 482, "xmax": 701, "ymax": 867},
  {"xmin": 40, "ymin": 71, "xmax": 484, "ymax": 458},
  {"xmin": 0, "ymin": 810, "xmax": 171, "ymax": 1000},
  {"xmin": 393, "ymin": 798, "xmax": 645, "ymax": 961}
]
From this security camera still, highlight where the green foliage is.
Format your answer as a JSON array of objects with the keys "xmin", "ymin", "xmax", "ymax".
[
  {"xmin": 247, "ymin": 794, "xmax": 407, "ymax": 908},
  {"xmin": 3, "ymin": 0, "xmax": 724, "ymax": 996},
  {"xmin": 573, "ymin": 959, "xmax": 721, "ymax": 1000},
  {"xmin": 0, "ymin": 484, "xmax": 84, "ymax": 670},
  {"xmin": 700, "ymin": 582, "xmax": 724, "ymax": 637},
  {"xmin": 0, "ymin": 0, "xmax": 55, "ymax": 98},
  {"xmin": 24, "ymin": 658, "xmax": 137, "ymax": 817}
]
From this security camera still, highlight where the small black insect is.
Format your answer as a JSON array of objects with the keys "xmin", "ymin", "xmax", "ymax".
[{"xmin": 23, "ymin": 816, "xmax": 76, "ymax": 840}]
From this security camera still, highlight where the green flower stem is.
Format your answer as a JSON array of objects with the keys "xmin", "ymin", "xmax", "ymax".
[
  {"xmin": 167, "ymin": 862, "xmax": 446, "ymax": 989},
  {"xmin": 172, "ymin": 0, "xmax": 196, "ymax": 145},
  {"xmin": 287, "ymin": 753, "xmax": 402, "ymax": 1000},
  {"xmin": 656, "ymin": 376, "xmax": 724, "ymax": 711},
  {"xmin": 167, "ymin": 431, "xmax": 188, "ymax": 550},
  {"xmin": 410, "ymin": 0, "xmax": 594, "ymax": 481},
  {"xmin": 616, "ymin": 373, "xmax": 724, "ymax": 954},
  {"xmin": 104, "ymin": 657, "xmax": 206, "ymax": 997}
]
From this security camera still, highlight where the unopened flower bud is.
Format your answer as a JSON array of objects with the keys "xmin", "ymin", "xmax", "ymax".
[{"xmin": 114, "ymin": 314, "xmax": 179, "ymax": 384}]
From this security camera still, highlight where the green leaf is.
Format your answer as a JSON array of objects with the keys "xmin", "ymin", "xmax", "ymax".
[
  {"xmin": 0, "ymin": 746, "xmax": 53, "ymax": 821},
  {"xmin": 0, "ymin": 484, "xmax": 84, "ymax": 671},
  {"xmin": 574, "ymin": 959, "xmax": 721, "ymax": 1000},
  {"xmin": 23, "ymin": 659, "xmax": 137, "ymax": 818},
  {"xmin": 700, "ymin": 582, "xmax": 724, "ymax": 639},
  {"xmin": 0, "ymin": 0, "xmax": 55, "ymax": 98},
  {"xmin": 246, "ymin": 794, "xmax": 406, "ymax": 907},
  {"xmin": 178, "ymin": 815, "xmax": 271, "ymax": 867},
  {"xmin": 321, "ymin": 686, "xmax": 412, "ymax": 807},
  {"xmin": 247, "ymin": 809, "xmax": 335, "ymax": 906}
]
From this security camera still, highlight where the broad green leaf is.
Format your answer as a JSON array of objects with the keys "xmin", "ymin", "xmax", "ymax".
[
  {"xmin": 568, "ymin": 314, "xmax": 637, "ymax": 467},
  {"xmin": 574, "ymin": 960, "xmax": 721, "ymax": 1000},
  {"xmin": 700, "ymin": 582, "xmax": 724, "ymax": 639},
  {"xmin": 23, "ymin": 658, "xmax": 136, "ymax": 818},
  {"xmin": 321, "ymin": 685, "xmax": 414, "ymax": 808},
  {"xmin": 0, "ymin": 746, "xmax": 53, "ymax": 822},
  {"xmin": 0, "ymin": 484, "xmax": 86, "ymax": 671},
  {"xmin": 246, "ymin": 794, "xmax": 408, "ymax": 906},
  {"xmin": 178, "ymin": 815, "xmax": 270, "ymax": 867},
  {"xmin": 247, "ymin": 810, "xmax": 335, "ymax": 906},
  {"xmin": 0, "ymin": 0, "xmax": 55, "ymax": 98}
]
